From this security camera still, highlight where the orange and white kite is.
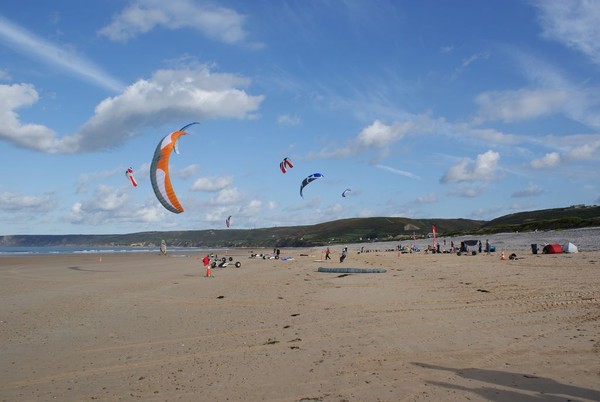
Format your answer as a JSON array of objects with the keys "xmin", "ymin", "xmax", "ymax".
[{"xmin": 150, "ymin": 122, "xmax": 198, "ymax": 214}]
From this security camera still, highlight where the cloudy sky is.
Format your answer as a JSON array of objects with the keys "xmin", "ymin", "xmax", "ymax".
[{"xmin": 0, "ymin": 0, "xmax": 599, "ymax": 235}]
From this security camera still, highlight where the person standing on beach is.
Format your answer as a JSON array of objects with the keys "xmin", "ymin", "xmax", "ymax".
[
  {"xmin": 340, "ymin": 247, "xmax": 348, "ymax": 263},
  {"xmin": 202, "ymin": 255, "xmax": 210, "ymax": 272},
  {"xmin": 325, "ymin": 247, "xmax": 331, "ymax": 260}
]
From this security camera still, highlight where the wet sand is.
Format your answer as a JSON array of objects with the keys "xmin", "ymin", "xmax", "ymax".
[{"xmin": 1, "ymin": 247, "xmax": 599, "ymax": 401}]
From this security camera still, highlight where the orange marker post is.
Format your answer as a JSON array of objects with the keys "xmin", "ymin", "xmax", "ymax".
[{"xmin": 202, "ymin": 255, "xmax": 213, "ymax": 277}]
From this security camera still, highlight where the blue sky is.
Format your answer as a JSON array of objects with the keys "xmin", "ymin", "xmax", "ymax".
[{"xmin": 1, "ymin": 0, "xmax": 599, "ymax": 235}]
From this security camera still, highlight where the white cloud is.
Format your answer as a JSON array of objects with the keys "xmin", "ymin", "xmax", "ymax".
[
  {"xmin": 375, "ymin": 164, "xmax": 420, "ymax": 180},
  {"xmin": 535, "ymin": 0, "xmax": 600, "ymax": 65},
  {"xmin": 451, "ymin": 51, "xmax": 490, "ymax": 78},
  {"xmin": 357, "ymin": 118, "xmax": 428, "ymax": 148},
  {"xmin": 447, "ymin": 185, "xmax": 487, "ymax": 198},
  {"xmin": 204, "ymin": 207, "xmax": 228, "ymax": 223},
  {"xmin": 462, "ymin": 51, "xmax": 490, "ymax": 68},
  {"xmin": 357, "ymin": 120, "xmax": 397, "ymax": 147},
  {"xmin": 208, "ymin": 187, "xmax": 243, "ymax": 205},
  {"xmin": 530, "ymin": 152, "xmax": 560, "ymax": 169},
  {"xmin": 277, "ymin": 114, "xmax": 301, "ymax": 126},
  {"xmin": 99, "ymin": 0, "xmax": 248, "ymax": 44},
  {"xmin": 475, "ymin": 88, "xmax": 568, "ymax": 123},
  {"xmin": 565, "ymin": 140, "xmax": 600, "ymax": 161},
  {"xmin": 463, "ymin": 127, "xmax": 520, "ymax": 145},
  {"xmin": 313, "ymin": 114, "xmax": 438, "ymax": 159},
  {"xmin": 469, "ymin": 206, "xmax": 503, "ymax": 219},
  {"xmin": 0, "ymin": 191, "xmax": 57, "ymax": 212},
  {"xmin": 67, "ymin": 185, "xmax": 130, "ymax": 225},
  {"xmin": 176, "ymin": 164, "xmax": 198, "ymax": 179},
  {"xmin": 511, "ymin": 183, "xmax": 543, "ymax": 198},
  {"xmin": 75, "ymin": 67, "xmax": 263, "ymax": 151},
  {"xmin": 84, "ymin": 185, "xmax": 130, "ymax": 211},
  {"xmin": 68, "ymin": 185, "xmax": 167, "ymax": 225},
  {"xmin": 0, "ymin": 65, "xmax": 264, "ymax": 153},
  {"xmin": 441, "ymin": 150, "xmax": 500, "ymax": 183},
  {"xmin": 415, "ymin": 193, "xmax": 438, "ymax": 204},
  {"xmin": 0, "ymin": 83, "xmax": 63, "ymax": 152},
  {"xmin": 507, "ymin": 50, "xmax": 600, "ymax": 130},
  {"xmin": 0, "ymin": 69, "xmax": 10, "ymax": 81},
  {"xmin": 191, "ymin": 176, "xmax": 233, "ymax": 192},
  {"xmin": 0, "ymin": 15, "xmax": 123, "ymax": 92},
  {"xmin": 244, "ymin": 199, "xmax": 262, "ymax": 215},
  {"xmin": 75, "ymin": 167, "xmax": 123, "ymax": 194}
]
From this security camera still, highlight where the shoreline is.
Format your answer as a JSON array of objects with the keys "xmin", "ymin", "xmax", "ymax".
[
  {"xmin": 2, "ymin": 224, "xmax": 600, "ymax": 257},
  {"xmin": 2, "ymin": 227, "xmax": 600, "ymax": 255}
]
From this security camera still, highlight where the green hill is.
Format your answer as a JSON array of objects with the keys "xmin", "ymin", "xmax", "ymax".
[
  {"xmin": 1, "ymin": 204, "xmax": 598, "ymax": 248},
  {"xmin": 0, "ymin": 217, "xmax": 484, "ymax": 248},
  {"xmin": 478, "ymin": 204, "xmax": 600, "ymax": 234}
]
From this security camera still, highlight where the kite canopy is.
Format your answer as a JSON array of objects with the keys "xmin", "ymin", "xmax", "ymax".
[
  {"xmin": 226, "ymin": 215, "xmax": 232, "ymax": 228},
  {"xmin": 150, "ymin": 122, "xmax": 199, "ymax": 214},
  {"xmin": 300, "ymin": 173, "xmax": 324, "ymax": 198},
  {"xmin": 280, "ymin": 157, "xmax": 294, "ymax": 173},
  {"xmin": 125, "ymin": 167, "xmax": 138, "ymax": 187},
  {"xmin": 342, "ymin": 188, "xmax": 351, "ymax": 197}
]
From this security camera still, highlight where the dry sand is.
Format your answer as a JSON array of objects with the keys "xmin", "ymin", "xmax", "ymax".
[{"xmin": 0, "ymin": 247, "xmax": 599, "ymax": 401}]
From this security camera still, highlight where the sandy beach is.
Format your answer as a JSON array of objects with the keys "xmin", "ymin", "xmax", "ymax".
[{"xmin": 1, "ymin": 247, "xmax": 599, "ymax": 401}]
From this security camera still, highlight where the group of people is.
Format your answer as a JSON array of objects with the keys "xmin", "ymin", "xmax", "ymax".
[
  {"xmin": 421, "ymin": 239, "xmax": 492, "ymax": 255},
  {"xmin": 325, "ymin": 246, "xmax": 348, "ymax": 263},
  {"xmin": 477, "ymin": 240, "xmax": 492, "ymax": 255}
]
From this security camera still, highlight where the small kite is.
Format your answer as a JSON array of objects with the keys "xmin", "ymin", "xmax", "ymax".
[
  {"xmin": 226, "ymin": 215, "xmax": 232, "ymax": 228},
  {"xmin": 125, "ymin": 167, "xmax": 138, "ymax": 187},
  {"xmin": 280, "ymin": 157, "xmax": 294, "ymax": 174},
  {"xmin": 150, "ymin": 122, "xmax": 199, "ymax": 214},
  {"xmin": 300, "ymin": 173, "xmax": 324, "ymax": 198},
  {"xmin": 342, "ymin": 188, "xmax": 351, "ymax": 197}
]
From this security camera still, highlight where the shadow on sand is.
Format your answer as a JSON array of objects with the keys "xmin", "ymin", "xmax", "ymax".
[
  {"xmin": 413, "ymin": 362, "xmax": 600, "ymax": 402},
  {"xmin": 67, "ymin": 266, "xmax": 115, "ymax": 273}
]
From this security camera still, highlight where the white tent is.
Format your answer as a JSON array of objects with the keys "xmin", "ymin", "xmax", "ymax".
[{"xmin": 562, "ymin": 242, "xmax": 578, "ymax": 253}]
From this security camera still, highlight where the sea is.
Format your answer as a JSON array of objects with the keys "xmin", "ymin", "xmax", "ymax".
[
  {"xmin": 0, "ymin": 227, "xmax": 599, "ymax": 255},
  {"xmin": 0, "ymin": 246, "xmax": 220, "ymax": 256}
]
